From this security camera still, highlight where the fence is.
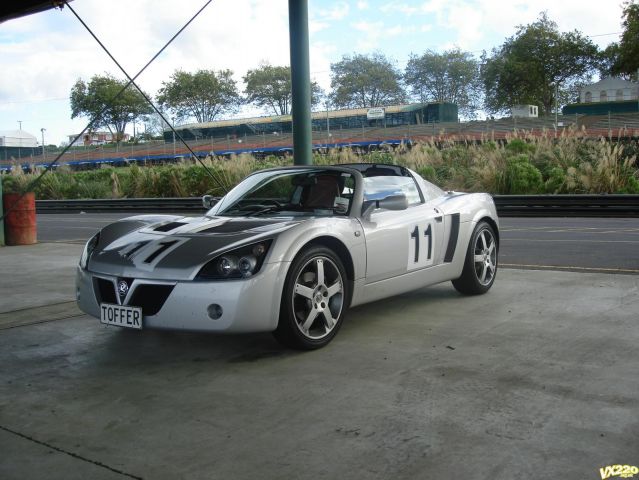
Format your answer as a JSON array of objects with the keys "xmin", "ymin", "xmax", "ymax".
[{"xmin": 35, "ymin": 195, "xmax": 639, "ymax": 217}]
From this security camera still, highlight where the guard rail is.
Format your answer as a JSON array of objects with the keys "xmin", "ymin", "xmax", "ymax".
[{"xmin": 35, "ymin": 195, "xmax": 639, "ymax": 217}]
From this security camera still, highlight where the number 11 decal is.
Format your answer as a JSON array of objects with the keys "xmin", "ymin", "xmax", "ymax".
[{"xmin": 407, "ymin": 222, "xmax": 434, "ymax": 270}]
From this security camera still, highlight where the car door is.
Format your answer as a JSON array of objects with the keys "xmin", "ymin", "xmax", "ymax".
[{"xmin": 360, "ymin": 176, "xmax": 445, "ymax": 284}]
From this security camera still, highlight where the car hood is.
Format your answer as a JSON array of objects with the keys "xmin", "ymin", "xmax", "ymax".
[{"xmin": 88, "ymin": 214, "xmax": 300, "ymax": 280}]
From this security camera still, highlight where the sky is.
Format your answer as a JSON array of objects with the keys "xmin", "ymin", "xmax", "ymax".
[{"xmin": 0, "ymin": 0, "xmax": 627, "ymax": 146}]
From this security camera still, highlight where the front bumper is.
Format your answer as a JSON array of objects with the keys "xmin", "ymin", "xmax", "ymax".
[{"xmin": 75, "ymin": 263, "xmax": 287, "ymax": 333}]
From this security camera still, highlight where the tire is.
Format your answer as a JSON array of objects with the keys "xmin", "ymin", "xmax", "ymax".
[
  {"xmin": 273, "ymin": 246, "xmax": 349, "ymax": 350},
  {"xmin": 452, "ymin": 221, "xmax": 498, "ymax": 295}
]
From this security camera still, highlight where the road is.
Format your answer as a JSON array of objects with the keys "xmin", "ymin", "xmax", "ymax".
[{"xmin": 35, "ymin": 213, "xmax": 639, "ymax": 274}]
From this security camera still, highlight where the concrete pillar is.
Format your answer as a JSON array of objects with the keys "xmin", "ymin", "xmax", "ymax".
[{"xmin": 0, "ymin": 177, "xmax": 4, "ymax": 246}]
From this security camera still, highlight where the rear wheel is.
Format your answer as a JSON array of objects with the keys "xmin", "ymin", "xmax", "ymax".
[
  {"xmin": 274, "ymin": 246, "xmax": 348, "ymax": 350},
  {"xmin": 452, "ymin": 221, "xmax": 498, "ymax": 295}
]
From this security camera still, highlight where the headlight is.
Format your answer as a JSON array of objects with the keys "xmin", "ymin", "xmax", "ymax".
[
  {"xmin": 80, "ymin": 232, "xmax": 100, "ymax": 270},
  {"xmin": 197, "ymin": 240, "xmax": 273, "ymax": 280}
]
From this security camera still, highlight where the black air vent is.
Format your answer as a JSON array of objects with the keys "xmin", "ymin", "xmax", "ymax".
[
  {"xmin": 129, "ymin": 285, "xmax": 174, "ymax": 316},
  {"xmin": 94, "ymin": 278, "xmax": 117, "ymax": 304},
  {"xmin": 154, "ymin": 222, "xmax": 186, "ymax": 232}
]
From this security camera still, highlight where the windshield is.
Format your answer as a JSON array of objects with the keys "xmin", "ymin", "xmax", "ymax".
[{"xmin": 212, "ymin": 168, "xmax": 355, "ymax": 217}]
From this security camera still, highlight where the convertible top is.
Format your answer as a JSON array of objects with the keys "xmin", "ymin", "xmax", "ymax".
[{"xmin": 336, "ymin": 163, "xmax": 412, "ymax": 178}]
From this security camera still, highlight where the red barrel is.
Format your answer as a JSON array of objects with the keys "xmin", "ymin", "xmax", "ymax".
[{"xmin": 3, "ymin": 193, "xmax": 37, "ymax": 245}]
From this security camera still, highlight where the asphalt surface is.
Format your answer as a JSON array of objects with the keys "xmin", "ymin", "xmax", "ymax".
[
  {"xmin": 36, "ymin": 213, "xmax": 639, "ymax": 274},
  {"xmin": 1, "ymin": 242, "xmax": 638, "ymax": 480}
]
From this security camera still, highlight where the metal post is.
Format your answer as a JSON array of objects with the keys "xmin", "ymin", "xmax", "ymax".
[
  {"xmin": 555, "ymin": 83, "xmax": 559, "ymax": 137},
  {"xmin": 41, "ymin": 128, "xmax": 46, "ymax": 161},
  {"xmin": 326, "ymin": 102, "xmax": 330, "ymax": 148},
  {"xmin": 172, "ymin": 117, "xmax": 176, "ymax": 155},
  {"xmin": 0, "ymin": 175, "xmax": 4, "ymax": 246},
  {"xmin": 288, "ymin": 0, "xmax": 312, "ymax": 165}
]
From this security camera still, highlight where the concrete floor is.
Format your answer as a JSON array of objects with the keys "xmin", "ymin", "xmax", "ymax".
[{"xmin": 1, "ymin": 243, "xmax": 638, "ymax": 479}]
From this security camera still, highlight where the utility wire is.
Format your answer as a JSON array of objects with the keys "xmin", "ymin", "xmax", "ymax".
[
  {"xmin": 0, "ymin": 0, "xmax": 221, "ymax": 223},
  {"xmin": 66, "ymin": 1, "xmax": 228, "ymax": 195}
]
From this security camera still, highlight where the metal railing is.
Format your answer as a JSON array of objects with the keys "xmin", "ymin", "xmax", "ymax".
[
  {"xmin": 492, "ymin": 194, "xmax": 639, "ymax": 217},
  {"xmin": 35, "ymin": 195, "xmax": 639, "ymax": 217}
]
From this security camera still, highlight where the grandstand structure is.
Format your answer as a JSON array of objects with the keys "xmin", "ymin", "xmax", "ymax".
[
  {"xmin": 1, "ymin": 111, "xmax": 638, "ymax": 172},
  {"xmin": 162, "ymin": 103, "xmax": 459, "ymax": 142},
  {"xmin": 562, "ymin": 77, "xmax": 639, "ymax": 116}
]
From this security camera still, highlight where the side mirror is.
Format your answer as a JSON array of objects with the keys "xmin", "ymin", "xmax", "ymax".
[
  {"xmin": 202, "ymin": 195, "xmax": 216, "ymax": 209},
  {"xmin": 362, "ymin": 193, "xmax": 408, "ymax": 218}
]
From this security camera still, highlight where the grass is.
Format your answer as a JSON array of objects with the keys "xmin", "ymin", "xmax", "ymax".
[{"xmin": 2, "ymin": 128, "xmax": 638, "ymax": 199}]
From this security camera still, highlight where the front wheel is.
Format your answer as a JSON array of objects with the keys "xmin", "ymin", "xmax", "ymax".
[
  {"xmin": 273, "ymin": 246, "xmax": 348, "ymax": 350},
  {"xmin": 452, "ymin": 221, "xmax": 498, "ymax": 295}
]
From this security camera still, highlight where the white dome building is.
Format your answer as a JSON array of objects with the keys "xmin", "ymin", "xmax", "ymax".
[
  {"xmin": 0, "ymin": 130, "xmax": 38, "ymax": 148},
  {"xmin": 580, "ymin": 77, "xmax": 639, "ymax": 103}
]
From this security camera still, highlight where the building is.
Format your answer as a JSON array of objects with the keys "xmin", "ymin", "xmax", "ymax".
[
  {"xmin": 511, "ymin": 105, "xmax": 538, "ymax": 118},
  {"xmin": 67, "ymin": 131, "xmax": 130, "ymax": 146},
  {"xmin": 0, "ymin": 130, "xmax": 41, "ymax": 160},
  {"xmin": 563, "ymin": 77, "xmax": 639, "ymax": 115},
  {"xmin": 579, "ymin": 77, "xmax": 638, "ymax": 103},
  {"xmin": 164, "ymin": 103, "xmax": 459, "ymax": 142},
  {"xmin": 0, "ymin": 130, "xmax": 38, "ymax": 147}
]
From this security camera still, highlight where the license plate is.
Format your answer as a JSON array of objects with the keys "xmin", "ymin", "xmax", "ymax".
[{"xmin": 100, "ymin": 303, "xmax": 143, "ymax": 329}]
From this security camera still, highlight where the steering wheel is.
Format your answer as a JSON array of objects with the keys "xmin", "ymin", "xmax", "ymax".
[{"xmin": 238, "ymin": 199, "xmax": 284, "ymax": 212}]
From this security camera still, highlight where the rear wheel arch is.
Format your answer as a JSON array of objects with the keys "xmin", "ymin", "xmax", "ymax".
[
  {"xmin": 479, "ymin": 216, "xmax": 499, "ymax": 246},
  {"xmin": 452, "ymin": 220, "xmax": 498, "ymax": 295}
]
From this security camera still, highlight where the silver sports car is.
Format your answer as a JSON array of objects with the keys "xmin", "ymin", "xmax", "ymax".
[{"xmin": 76, "ymin": 163, "xmax": 499, "ymax": 349}]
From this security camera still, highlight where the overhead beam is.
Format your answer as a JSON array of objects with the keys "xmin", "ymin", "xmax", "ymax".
[
  {"xmin": 288, "ymin": 0, "xmax": 312, "ymax": 165},
  {"xmin": 0, "ymin": 1, "xmax": 69, "ymax": 24}
]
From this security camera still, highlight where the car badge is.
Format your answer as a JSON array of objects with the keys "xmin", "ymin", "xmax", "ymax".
[{"xmin": 117, "ymin": 280, "xmax": 129, "ymax": 299}]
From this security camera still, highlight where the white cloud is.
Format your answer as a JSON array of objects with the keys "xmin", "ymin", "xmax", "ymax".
[
  {"xmin": 0, "ymin": 0, "xmax": 626, "ymax": 145},
  {"xmin": 316, "ymin": 2, "xmax": 350, "ymax": 21},
  {"xmin": 0, "ymin": 0, "xmax": 294, "ymax": 144},
  {"xmin": 310, "ymin": 20, "xmax": 330, "ymax": 33},
  {"xmin": 380, "ymin": 1, "xmax": 429, "ymax": 15},
  {"xmin": 387, "ymin": 25, "xmax": 416, "ymax": 37},
  {"xmin": 310, "ymin": 41, "xmax": 336, "ymax": 91},
  {"xmin": 352, "ymin": 20, "xmax": 385, "ymax": 50},
  {"xmin": 403, "ymin": 0, "xmax": 622, "ymax": 51}
]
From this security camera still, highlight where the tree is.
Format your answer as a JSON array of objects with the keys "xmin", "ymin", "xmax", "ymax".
[
  {"xmin": 156, "ymin": 69, "xmax": 240, "ymax": 123},
  {"xmin": 405, "ymin": 49, "xmax": 481, "ymax": 117},
  {"xmin": 243, "ymin": 63, "xmax": 323, "ymax": 115},
  {"xmin": 598, "ymin": 43, "xmax": 622, "ymax": 79},
  {"xmin": 142, "ymin": 112, "xmax": 170, "ymax": 139},
  {"xmin": 330, "ymin": 53, "xmax": 406, "ymax": 108},
  {"xmin": 602, "ymin": 1, "xmax": 639, "ymax": 78},
  {"xmin": 70, "ymin": 73, "xmax": 152, "ymax": 143},
  {"xmin": 481, "ymin": 13, "xmax": 599, "ymax": 115}
]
